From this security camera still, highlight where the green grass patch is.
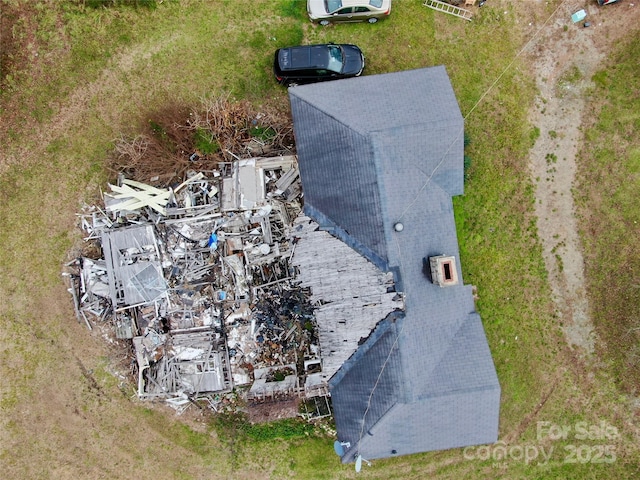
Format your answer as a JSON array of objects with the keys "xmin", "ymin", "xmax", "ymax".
[
  {"xmin": 243, "ymin": 418, "xmax": 316, "ymax": 441},
  {"xmin": 250, "ymin": 124, "xmax": 277, "ymax": 142},
  {"xmin": 576, "ymin": 34, "xmax": 640, "ymax": 394},
  {"xmin": 194, "ymin": 128, "xmax": 220, "ymax": 155}
]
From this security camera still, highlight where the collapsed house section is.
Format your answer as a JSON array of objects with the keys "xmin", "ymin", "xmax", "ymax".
[
  {"xmin": 101, "ymin": 225, "xmax": 166, "ymax": 307},
  {"xmin": 133, "ymin": 329, "xmax": 230, "ymax": 400},
  {"xmin": 66, "ymin": 155, "xmax": 335, "ymax": 407},
  {"xmin": 289, "ymin": 216, "xmax": 405, "ymax": 383}
]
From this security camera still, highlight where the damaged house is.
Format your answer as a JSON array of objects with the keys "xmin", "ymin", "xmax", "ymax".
[
  {"xmin": 287, "ymin": 66, "xmax": 500, "ymax": 462},
  {"xmin": 66, "ymin": 65, "xmax": 498, "ymax": 463}
]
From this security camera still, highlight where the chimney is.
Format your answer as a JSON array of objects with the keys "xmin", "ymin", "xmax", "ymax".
[{"xmin": 428, "ymin": 255, "xmax": 459, "ymax": 287}]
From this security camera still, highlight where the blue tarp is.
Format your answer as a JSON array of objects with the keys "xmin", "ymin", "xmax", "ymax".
[{"xmin": 571, "ymin": 9, "xmax": 587, "ymax": 23}]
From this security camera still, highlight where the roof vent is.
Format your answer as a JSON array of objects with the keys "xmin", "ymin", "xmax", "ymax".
[{"xmin": 429, "ymin": 255, "xmax": 459, "ymax": 287}]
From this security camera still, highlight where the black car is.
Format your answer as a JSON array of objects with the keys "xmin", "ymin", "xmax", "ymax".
[{"xmin": 273, "ymin": 43, "xmax": 365, "ymax": 86}]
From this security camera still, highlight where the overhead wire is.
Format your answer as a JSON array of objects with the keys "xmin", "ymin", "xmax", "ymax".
[{"xmin": 397, "ymin": 0, "xmax": 566, "ymax": 223}]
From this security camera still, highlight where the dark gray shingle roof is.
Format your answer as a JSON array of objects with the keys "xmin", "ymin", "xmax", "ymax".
[{"xmin": 289, "ymin": 66, "xmax": 500, "ymax": 462}]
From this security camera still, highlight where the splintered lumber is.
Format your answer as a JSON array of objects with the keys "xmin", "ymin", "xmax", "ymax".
[
  {"xmin": 290, "ymin": 216, "xmax": 404, "ymax": 381},
  {"xmin": 274, "ymin": 166, "xmax": 299, "ymax": 194},
  {"xmin": 105, "ymin": 181, "xmax": 172, "ymax": 215}
]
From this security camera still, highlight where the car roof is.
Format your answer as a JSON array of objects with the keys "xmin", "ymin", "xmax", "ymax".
[
  {"xmin": 281, "ymin": 44, "xmax": 335, "ymax": 71},
  {"xmin": 336, "ymin": 0, "xmax": 385, "ymax": 7}
]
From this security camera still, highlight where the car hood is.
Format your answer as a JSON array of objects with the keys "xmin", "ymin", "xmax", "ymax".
[
  {"xmin": 341, "ymin": 44, "xmax": 365, "ymax": 76},
  {"xmin": 307, "ymin": 0, "xmax": 327, "ymax": 19}
]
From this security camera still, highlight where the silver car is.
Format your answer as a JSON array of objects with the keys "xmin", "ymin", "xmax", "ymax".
[{"xmin": 307, "ymin": 0, "xmax": 392, "ymax": 25}]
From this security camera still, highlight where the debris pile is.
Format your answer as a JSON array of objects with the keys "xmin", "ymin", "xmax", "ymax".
[
  {"xmin": 65, "ymin": 155, "xmax": 325, "ymax": 408},
  {"xmin": 111, "ymin": 95, "xmax": 295, "ymax": 186}
]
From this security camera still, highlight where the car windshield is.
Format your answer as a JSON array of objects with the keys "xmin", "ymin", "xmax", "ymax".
[
  {"xmin": 326, "ymin": 0, "xmax": 342, "ymax": 14},
  {"xmin": 370, "ymin": 0, "xmax": 383, "ymax": 7},
  {"xmin": 326, "ymin": 45, "xmax": 343, "ymax": 73}
]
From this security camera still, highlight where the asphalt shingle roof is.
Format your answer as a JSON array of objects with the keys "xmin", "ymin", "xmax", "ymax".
[{"xmin": 289, "ymin": 66, "xmax": 500, "ymax": 463}]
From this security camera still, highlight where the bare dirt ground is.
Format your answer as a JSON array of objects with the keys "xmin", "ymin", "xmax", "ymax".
[
  {"xmin": 526, "ymin": 0, "xmax": 640, "ymax": 355},
  {"xmin": 246, "ymin": 398, "xmax": 301, "ymax": 423}
]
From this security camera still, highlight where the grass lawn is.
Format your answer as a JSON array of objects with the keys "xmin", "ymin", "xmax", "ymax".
[
  {"xmin": 1, "ymin": 0, "xmax": 639, "ymax": 478},
  {"xmin": 576, "ymin": 35, "xmax": 640, "ymax": 396}
]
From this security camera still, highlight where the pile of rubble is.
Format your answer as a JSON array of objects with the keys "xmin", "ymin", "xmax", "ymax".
[{"xmin": 65, "ymin": 155, "xmax": 326, "ymax": 410}]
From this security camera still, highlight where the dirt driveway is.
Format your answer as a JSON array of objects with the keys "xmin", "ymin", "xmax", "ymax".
[{"xmin": 525, "ymin": 0, "xmax": 640, "ymax": 354}]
